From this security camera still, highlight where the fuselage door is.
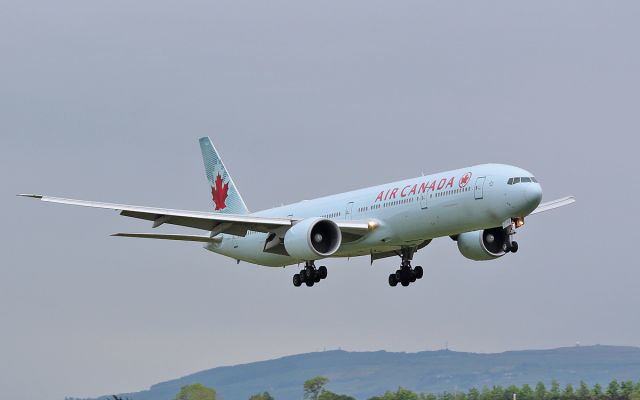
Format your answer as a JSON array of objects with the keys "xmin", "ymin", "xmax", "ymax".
[
  {"xmin": 345, "ymin": 202, "xmax": 354, "ymax": 220},
  {"xmin": 420, "ymin": 190, "xmax": 429, "ymax": 209},
  {"xmin": 474, "ymin": 177, "xmax": 486, "ymax": 199}
]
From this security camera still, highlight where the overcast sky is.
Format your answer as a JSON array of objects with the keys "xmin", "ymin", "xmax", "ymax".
[{"xmin": 1, "ymin": 1, "xmax": 639, "ymax": 399}]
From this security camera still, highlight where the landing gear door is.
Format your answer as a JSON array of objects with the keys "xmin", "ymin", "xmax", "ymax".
[
  {"xmin": 474, "ymin": 177, "xmax": 486, "ymax": 199},
  {"xmin": 345, "ymin": 202, "xmax": 354, "ymax": 220}
]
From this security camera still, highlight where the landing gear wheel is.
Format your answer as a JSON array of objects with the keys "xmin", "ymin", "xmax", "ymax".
[
  {"xmin": 401, "ymin": 279, "xmax": 410, "ymax": 287},
  {"xmin": 389, "ymin": 274, "xmax": 398, "ymax": 287},
  {"xmin": 314, "ymin": 272, "xmax": 321, "ymax": 283},
  {"xmin": 510, "ymin": 241, "xmax": 519, "ymax": 253},
  {"xmin": 299, "ymin": 269, "xmax": 308, "ymax": 282},
  {"xmin": 305, "ymin": 279, "xmax": 314, "ymax": 287},
  {"xmin": 293, "ymin": 274, "xmax": 302, "ymax": 287},
  {"xmin": 414, "ymin": 266, "xmax": 423, "ymax": 279},
  {"xmin": 410, "ymin": 271, "xmax": 417, "ymax": 283},
  {"xmin": 318, "ymin": 266, "xmax": 327, "ymax": 279}
]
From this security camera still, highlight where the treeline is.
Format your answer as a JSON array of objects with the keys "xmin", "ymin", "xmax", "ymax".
[
  {"xmin": 101, "ymin": 377, "xmax": 640, "ymax": 400},
  {"xmin": 369, "ymin": 379, "xmax": 640, "ymax": 400}
]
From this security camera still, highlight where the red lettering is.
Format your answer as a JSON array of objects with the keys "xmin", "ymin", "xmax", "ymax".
[
  {"xmin": 419, "ymin": 182, "xmax": 429, "ymax": 194},
  {"xmin": 384, "ymin": 189, "xmax": 390, "ymax": 200},
  {"xmin": 409, "ymin": 184, "xmax": 417, "ymax": 195},
  {"xmin": 429, "ymin": 181, "xmax": 436, "ymax": 191},
  {"xmin": 437, "ymin": 178, "xmax": 447, "ymax": 190},
  {"xmin": 375, "ymin": 191, "xmax": 384, "ymax": 202},
  {"xmin": 389, "ymin": 188, "xmax": 398, "ymax": 199},
  {"xmin": 445, "ymin": 177, "xmax": 455, "ymax": 188},
  {"xmin": 400, "ymin": 185, "xmax": 411, "ymax": 197}
]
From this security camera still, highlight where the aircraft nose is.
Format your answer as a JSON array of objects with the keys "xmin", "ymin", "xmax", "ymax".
[{"xmin": 524, "ymin": 184, "xmax": 543, "ymax": 209}]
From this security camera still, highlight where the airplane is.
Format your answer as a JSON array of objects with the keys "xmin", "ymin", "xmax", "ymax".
[{"xmin": 19, "ymin": 137, "xmax": 575, "ymax": 287}]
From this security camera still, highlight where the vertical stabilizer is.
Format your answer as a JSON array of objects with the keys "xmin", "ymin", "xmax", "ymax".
[{"xmin": 199, "ymin": 137, "xmax": 249, "ymax": 214}]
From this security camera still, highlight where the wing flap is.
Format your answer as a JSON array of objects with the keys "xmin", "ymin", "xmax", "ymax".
[{"xmin": 112, "ymin": 233, "xmax": 222, "ymax": 243}]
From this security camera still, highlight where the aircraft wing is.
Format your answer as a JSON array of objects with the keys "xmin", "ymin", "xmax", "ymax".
[
  {"xmin": 18, "ymin": 194, "xmax": 371, "ymax": 238},
  {"xmin": 530, "ymin": 196, "xmax": 576, "ymax": 215}
]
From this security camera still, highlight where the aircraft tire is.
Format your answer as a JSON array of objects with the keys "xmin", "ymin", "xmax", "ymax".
[
  {"xmin": 305, "ymin": 279, "xmax": 314, "ymax": 287},
  {"xmin": 414, "ymin": 266, "xmax": 424, "ymax": 279},
  {"xmin": 388, "ymin": 274, "xmax": 398, "ymax": 287},
  {"xmin": 510, "ymin": 241, "xmax": 519, "ymax": 253},
  {"xmin": 300, "ymin": 269, "xmax": 308, "ymax": 282},
  {"xmin": 318, "ymin": 266, "xmax": 327, "ymax": 279},
  {"xmin": 401, "ymin": 279, "xmax": 410, "ymax": 287},
  {"xmin": 314, "ymin": 272, "xmax": 321, "ymax": 283},
  {"xmin": 293, "ymin": 274, "xmax": 302, "ymax": 287}
]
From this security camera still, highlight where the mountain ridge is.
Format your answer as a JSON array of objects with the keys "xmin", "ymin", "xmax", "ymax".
[{"xmin": 96, "ymin": 345, "xmax": 640, "ymax": 400}]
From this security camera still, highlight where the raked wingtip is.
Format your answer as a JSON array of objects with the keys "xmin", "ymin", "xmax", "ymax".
[{"xmin": 17, "ymin": 194, "xmax": 43, "ymax": 199}]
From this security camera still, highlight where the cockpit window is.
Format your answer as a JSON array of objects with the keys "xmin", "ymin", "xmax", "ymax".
[
  {"xmin": 521, "ymin": 177, "xmax": 531, "ymax": 182},
  {"xmin": 513, "ymin": 177, "xmax": 521, "ymax": 184},
  {"xmin": 507, "ymin": 178, "xmax": 513, "ymax": 185},
  {"xmin": 531, "ymin": 177, "xmax": 538, "ymax": 183}
]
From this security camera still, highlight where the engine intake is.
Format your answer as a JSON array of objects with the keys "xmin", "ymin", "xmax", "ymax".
[
  {"xmin": 457, "ymin": 227, "xmax": 507, "ymax": 261},
  {"xmin": 284, "ymin": 218, "xmax": 342, "ymax": 260}
]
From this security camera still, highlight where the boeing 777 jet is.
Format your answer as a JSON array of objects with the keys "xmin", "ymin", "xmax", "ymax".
[{"xmin": 20, "ymin": 137, "xmax": 575, "ymax": 287}]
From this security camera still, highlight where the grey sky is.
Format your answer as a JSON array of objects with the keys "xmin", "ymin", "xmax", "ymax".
[{"xmin": 1, "ymin": 1, "xmax": 639, "ymax": 399}]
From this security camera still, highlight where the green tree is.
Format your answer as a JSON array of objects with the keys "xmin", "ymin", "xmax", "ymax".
[
  {"xmin": 549, "ymin": 380, "xmax": 562, "ymax": 400},
  {"xmin": 521, "ymin": 384, "xmax": 535, "ymax": 400},
  {"xmin": 630, "ymin": 383, "xmax": 640, "ymax": 400},
  {"xmin": 535, "ymin": 382, "xmax": 548, "ymax": 400},
  {"xmin": 318, "ymin": 390, "xmax": 355, "ymax": 400},
  {"xmin": 479, "ymin": 386, "xmax": 492, "ymax": 400},
  {"xmin": 304, "ymin": 376, "xmax": 330, "ymax": 400},
  {"xmin": 249, "ymin": 392, "xmax": 275, "ymax": 400},
  {"xmin": 562, "ymin": 384, "xmax": 575, "ymax": 400},
  {"xmin": 174, "ymin": 383, "xmax": 217, "ymax": 400},
  {"xmin": 490, "ymin": 385, "xmax": 505, "ymax": 400},
  {"xmin": 467, "ymin": 387, "xmax": 480, "ymax": 400},
  {"xmin": 621, "ymin": 381, "xmax": 635, "ymax": 400},
  {"xmin": 592, "ymin": 384, "xmax": 603, "ymax": 398},
  {"xmin": 607, "ymin": 380, "xmax": 621, "ymax": 400},
  {"xmin": 576, "ymin": 381, "xmax": 591, "ymax": 400},
  {"xmin": 368, "ymin": 388, "xmax": 419, "ymax": 400}
]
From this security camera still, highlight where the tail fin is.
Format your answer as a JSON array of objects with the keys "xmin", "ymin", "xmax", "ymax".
[{"xmin": 199, "ymin": 137, "xmax": 249, "ymax": 214}]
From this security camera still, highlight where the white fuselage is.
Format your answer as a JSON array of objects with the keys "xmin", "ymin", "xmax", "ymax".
[{"xmin": 206, "ymin": 163, "xmax": 543, "ymax": 267}]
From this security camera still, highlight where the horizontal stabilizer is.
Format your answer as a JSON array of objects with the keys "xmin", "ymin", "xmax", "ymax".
[
  {"xmin": 531, "ymin": 196, "xmax": 576, "ymax": 215},
  {"xmin": 111, "ymin": 233, "xmax": 222, "ymax": 243}
]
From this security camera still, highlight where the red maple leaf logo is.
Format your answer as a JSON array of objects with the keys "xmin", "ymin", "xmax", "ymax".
[
  {"xmin": 211, "ymin": 173, "xmax": 229, "ymax": 210},
  {"xmin": 459, "ymin": 172, "xmax": 472, "ymax": 188}
]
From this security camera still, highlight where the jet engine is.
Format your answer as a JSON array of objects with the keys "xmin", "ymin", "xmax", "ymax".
[
  {"xmin": 456, "ymin": 227, "xmax": 507, "ymax": 261},
  {"xmin": 284, "ymin": 218, "xmax": 342, "ymax": 260}
]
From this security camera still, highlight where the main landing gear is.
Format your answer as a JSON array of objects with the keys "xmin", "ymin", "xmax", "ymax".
[
  {"xmin": 388, "ymin": 248, "xmax": 423, "ymax": 287},
  {"xmin": 292, "ymin": 261, "xmax": 328, "ymax": 287}
]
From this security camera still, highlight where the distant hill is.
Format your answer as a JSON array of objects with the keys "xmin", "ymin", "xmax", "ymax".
[{"xmin": 98, "ymin": 345, "xmax": 640, "ymax": 400}]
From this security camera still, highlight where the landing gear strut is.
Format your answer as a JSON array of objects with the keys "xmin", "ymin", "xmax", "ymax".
[
  {"xmin": 388, "ymin": 248, "xmax": 423, "ymax": 287},
  {"xmin": 502, "ymin": 221, "xmax": 519, "ymax": 253},
  {"xmin": 293, "ymin": 261, "xmax": 328, "ymax": 287}
]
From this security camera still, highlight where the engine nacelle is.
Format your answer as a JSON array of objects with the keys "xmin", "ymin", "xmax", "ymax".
[
  {"xmin": 457, "ymin": 227, "xmax": 507, "ymax": 261},
  {"xmin": 284, "ymin": 218, "xmax": 342, "ymax": 260}
]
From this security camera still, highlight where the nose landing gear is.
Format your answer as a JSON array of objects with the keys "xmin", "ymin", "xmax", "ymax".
[
  {"xmin": 388, "ymin": 248, "xmax": 423, "ymax": 287},
  {"xmin": 292, "ymin": 261, "xmax": 327, "ymax": 287},
  {"xmin": 502, "ymin": 220, "xmax": 520, "ymax": 253}
]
